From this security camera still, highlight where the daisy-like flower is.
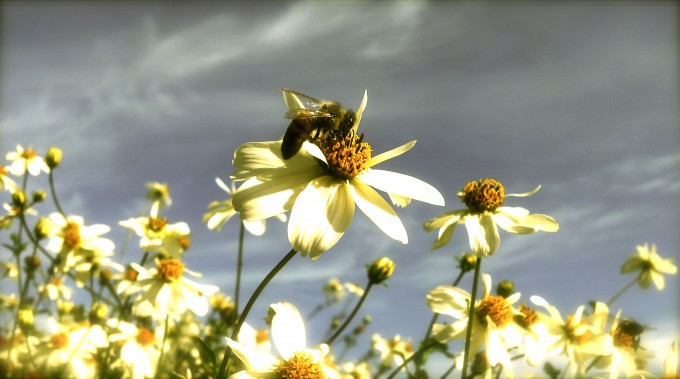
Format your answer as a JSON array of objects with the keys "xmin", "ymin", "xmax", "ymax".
[
  {"xmin": 46, "ymin": 213, "xmax": 115, "ymax": 274},
  {"xmin": 203, "ymin": 177, "xmax": 286, "ymax": 236},
  {"xmin": 232, "ymin": 90, "xmax": 444, "ymax": 259},
  {"xmin": 119, "ymin": 204, "xmax": 190, "ymax": 258},
  {"xmin": 530, "ymin": 296, "xmax": 613, "ymax": 378},
  {"xmin": 371, "ymin": 333, "xmax": 414, "ymax": 370},
  {"xmin": 145, "ymin": 181, "xmax": 172, "ymax": 211},
  {"xmin": 38, "ymin": 277, "xmax": 73, "ymax": 301},
  {"xmin": 620, "ymin": 243, "xmax": 677, "ymax": 291},
  {"xmin": 121, "ymin": 258, "xmax": 219, "ymax": 321},
  {"xmin": 37, "ymin": 318, "xmax": 108, "ymax": 378},
  {"xmin": 424, "ymin": 178, "xmax": 559, "ymax": 257},
  {"xmin": 0, "ymin": 165, "xmax": 17, "ymax": 192},
  {"xmin": 5, "ymin": 145, "xmax": 50, "ymax": 176},
  {"xmin": 426, "ymin": 274, "xmax": 524, "ymax": 377},
  {"xmin": 227, "ymin": 302, "xmax": 338, "ymax": 379},
  {"xmin": 107, "ymin": 319, "xmax": 161, "ymax": 379},
  {"xmin": 592, "ymin": 313, "xmax": 654, "ymax": 379}
]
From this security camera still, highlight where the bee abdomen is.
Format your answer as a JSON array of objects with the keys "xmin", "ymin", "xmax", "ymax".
[{"xmin": 281, "ymin": 119, "xmax": 312, "ymax": 160}]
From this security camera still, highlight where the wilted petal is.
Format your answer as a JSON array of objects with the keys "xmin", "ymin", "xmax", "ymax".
[
  {"xmin": 349, "ymin": 179, "xmax": 407, "ymax": 244},
  {"xmin": 288, "ymin": 176, "xmax": 354, "ymax": 259},
  {"xmin": 357, "ymin": 169, "xmax": 445, "ymax": 206}
]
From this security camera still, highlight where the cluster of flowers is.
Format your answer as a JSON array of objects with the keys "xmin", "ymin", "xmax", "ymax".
[{"xmin": 0, "ymin": 89, "xmax": 677, "ymax": 379}]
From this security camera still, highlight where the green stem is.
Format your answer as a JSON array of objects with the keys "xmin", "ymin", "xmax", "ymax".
[
  {"xmin": 385, "ymin": 340, "xmax": 438, "ymax": 379},
  {"xmin": 234, "ymin": 221, "xmax": 245, "ymax": 313},
  {"xmin": 460, "ymin": 258, "xmax": 482, "ymax": 379},
  {"xmin": 606, "ymin": 275, "xmax": 638, "ymax": 306},
  {"xmin": 217, "ymin": 248, "xmax": 298, "ymax": 379},
  {"xmin": 154, "ymin": 315, "xmax": 171, "ymax": 379},
  {"xmin": 326, "ymin": 281, "xmax": 373, "ymax": 345},
  {"xmin": 48, "ymin": 171, "xmax": 66, "ymax": 217}
]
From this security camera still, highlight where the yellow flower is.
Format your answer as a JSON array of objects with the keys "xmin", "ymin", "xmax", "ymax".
[
  {"xmin": 46, "ymin": 213, "xmax": 115, "ymax": 274},
  {"xmin": 232, "ymin": 91, "xmax": 444, "ymax": 259},
  {"xmin": 39, "ymin": 318, "xmax": 108, "ymax": 378},
  {"xmin": 107, "ymin": 319, "xmax": 161, "ymax": 379},
  {"xmin": 119, "ymin": 205, "xmax": 190, "ymax": 258},
  {"xmin": 226, "ymin": 302, "xmax": 338, "ymax": 379},
  {"xmin": 5, "ymin": 144, "xmax": 50, "ymax": 176},
  {"xmin": 424, "ymin": 178, "xmax": 558, "ymax": 257},
  {"xmin": 145, "ymin": 182, "xmax": 172, "ymax": 211},
  {"xmin": 620, "ymin": 243, "xmax": 677, "ymax": 290}
]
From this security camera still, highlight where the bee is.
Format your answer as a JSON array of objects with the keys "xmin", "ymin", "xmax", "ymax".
[
  {"xmin": 280, "ymin": 89, "xmax": 357, "ymax": 160},
  {"xmin": 617, "ymin": 318, "xmax": 645, "ymax": 351}
]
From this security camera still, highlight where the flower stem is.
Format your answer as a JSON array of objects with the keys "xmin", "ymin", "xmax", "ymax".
[
  {"xmin": 234, "ymin": 221, "xmax": 245, "ymax": 312},
  {"xmin": 48, "ymin": 171, "xmax": 66, "ymax": 217},
  {"xmin": 606, "ymin": 275, "xmax": 638, "ymax": 306},
  {"xmin": 460, "ymin": 258, "xmax": 482, "ymax": 379},
  {"xmin": 326, "ymin": 281, "xmax": 373, "ymax": 345},
  {"xmin": 154, "ymin": 314, "xmax": 170, "ymax": 379},
  {"xmin": 217, "ymin": 248, "xmax": 298, "ymax": 379}
]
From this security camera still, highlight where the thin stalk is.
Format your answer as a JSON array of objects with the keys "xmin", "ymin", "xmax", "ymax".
[
  {"xmin": 217, "ymin": 248, "xmax": 298, "ymax": 379},
  {"xmin": 606, "ymin": 275, "xmax": 638, "ymax": 306},
  {"xmin": 154, "ymin": 315, "xmax": 171, "ymax": 379},
  {"xmin": 48, "ymin": 171, "xmax": 65, "ymax": 217},
  {"xmin": 234, "ymin": 221, "xmax": 245, "ymax": 312},
  {"xmin": 460, "ymin": 258, "xmax": 482, "ymax": 379},
  {"xmin": 326, "ymin": 281, "xmax": 373, "ymax": 345}
]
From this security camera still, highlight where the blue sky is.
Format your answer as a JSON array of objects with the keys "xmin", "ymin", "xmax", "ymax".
[{"xmin": 2, "ymin": 1, "xmax": 679, "ymax": 374}]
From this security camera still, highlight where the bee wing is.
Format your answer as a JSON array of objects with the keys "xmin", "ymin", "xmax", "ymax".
[{"xmin": 282, "ymin": 88, "xmax": 332, "ymax": 119}]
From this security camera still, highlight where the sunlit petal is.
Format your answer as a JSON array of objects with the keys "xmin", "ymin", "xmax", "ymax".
[
  {"xmin": 357, "ymin": 169, "xmax": 445, "ymax": 206},
  {"xmin": 349, "ymin": 179, "xmax": 407, "ymax": 244}
]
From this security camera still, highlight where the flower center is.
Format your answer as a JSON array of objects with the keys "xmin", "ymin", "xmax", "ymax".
[
  {"xmin": 125, "ymin": 266, "xmax": 139, "ymax": 281},
  {"xmin": 612, "ymin": 327, "xmax": 634, "ymax": 348},
  {"xmin": 0, "ymin": 166, "xmax": 7, "ymax": 176},
  {"xmin": 157, "ymin": 258, "xmax": 184, "ymax": 281},
  {"xmin": 564, "ymin": 315, "xmax": 591, "ymax": 345},
  {"xmin": 50, "ymin": 332, "xmax": 69, "ymax": 349},
  {"xmin": 514, "ymin": 304, "xmax": 538, "ymax": 330},
  {"xmin": 148, "ymin": 217, "xmax": 167, "ymax": 233},
  {"xmin": 179, "ymin": 236, "xmax": 191, "ymax": 250},
  {"xmin": 461, "ymin": 178, "xmax": 505, "ymax": 212},
  {"xmin": 317, "ymin": 132, "xmax": 371, "ymax": 180},
  {"xmin": 255, "ymin": 329, "xmax": 269, "ymax": 345},
  {"xmin": 136, "ymin": 327, "xmax": 155, "ymax": 346},
  {"xmin": 21, "ymin": 149, "xmax": 38, "ymax": 160},
  {"xmin": 477, "ymin": 295, "xmax": 513, "ymax": 328},
  {"xmin": 276, "ymin": 351, "xmax": 324, "ymax": 379},
  {"xmin": 63, "ymin": 222, "xmax": 81, "ymax": 250}
]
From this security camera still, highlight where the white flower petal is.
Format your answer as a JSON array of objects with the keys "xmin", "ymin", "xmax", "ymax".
[
  {"xmin": 426, "ymin": 286, "xmax": 470, "ymax": 319},
  {"xmin": 288, "ymin": 176, "xmax": 354, "ymax": 259},
  {"xmin": 349, "ymin": 179, "xmax": 407, "ymax": 244},
  {"xmin": 423, "ymin": 210, "xmax": 466, "ymax": 231},
  {"xmin": 465, "ymin": 213, "xmax": 499, "ymax": 257},
  {"xmin": 231, "ymin": 141, "xmax": 316, "ymax": 180},
  {"xmin": 495, "ymin": 207, "xmax": 559, "ymax": 234},
  {"xmin": 366, "ymin": 140, "xmax": 416, "ymax": 168},
  {"xmin": 506, "ymin": 185, "xmax": 541, "ymax": 197},
  {"xmin": 357, "ymin": 169, "xmax": 445, "ymax": 206},
  {"xmin": 351, "ymin": 89, "xmax": 368, "ymax": 133},
  {"xmin": 270, "ymin": 303, "xmax": 306, "ymax": 359},
  {"xmin": 226, "ymin": 339, "xmax": 279, "ymax": 374},
  {"xmin": 233, "ymin": 167, "xmax": 323, "ymax": 221},
  {"xmin": 243, "ymin": 220, "xmax": 266, "ymax": 236}
]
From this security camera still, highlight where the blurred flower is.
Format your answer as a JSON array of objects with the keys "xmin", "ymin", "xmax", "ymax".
[
  {"xmin": 340, "ymin": 361, "xmax": 371, "ymax": 379},
  {"xmin": 0, "ymin": 165, "xmax": 17, "ymax": 192},
  {"xmin": 232, "ymin": 91, "xmax": 444, "ymax": 259},
  {"xmin": 145, "ymin": 182, "xmax": 172, "ymax": 211},
  {"xmin": 237, "ymin": 322, "xmax": 272, "ymax": 353},
  {"xmin": 203, "ymin": 177, "xmax": 286, "ymax": 236},
  {"xmin": 122, "ymin": 258, "xmax": 219, "ymax": 321},
  {"xmin": 107, "ymin": 319, "xmax": 161, "ymax": 379},
  {"xmin": 621, "ymin": 243, "xmax": 677, "ymax": 290},
  {"xmin": 5, "ymin": 144, "xmax": 50, "ymax": 176},
  {"xmin": 37, "ymin": 318, "xmax": 108, "ymax": 378},
  {"xmin": 46, "ymin": 213, "xmax": 115, "ymax": 274},
  {"xmin": 38, "ymin": 277, "xmax": 73, "ymax": 301},
  {"xmin": 227, "ymin": 302, "xmax": 338, "ymax": 378},
  {"xmin": 424, "ymin": 179, "xmax": 558, "ymax": 257},
  {"xmin": 119, "ymin": 205, "xmax": 190, "ymax": 258},
  {"xmin": 592, "ymin": 314, "xmax": 653, "ymax": 378},
  {"xmin": 371, "ymin": 334, "xmax": 413, "ymax": 370},
  {"xmin": 530, "ymin": 296, "xmax": 613, "ymax": 378},
  {"xmin": 323, "ymin": 278, "xmax": 346, "ymax": 304},
  {"xmin": 427, "ymin": 274, "xmax": 524, "ymax": 376}
]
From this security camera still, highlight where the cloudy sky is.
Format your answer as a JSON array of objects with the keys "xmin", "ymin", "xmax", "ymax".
[{"xmin": 2, "ymin": 1, "xmax": 678, "ymax": 374}]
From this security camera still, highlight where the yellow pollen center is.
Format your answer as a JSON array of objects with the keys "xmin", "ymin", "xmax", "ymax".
[
  {"xmin": 318, "ymin": 133, "xmax": 371, "ymax": 180},
  {"xmin": 514, "ymin": 304, "xmax": 538, "ymax": 330},
  {"xmin": 52, "ymin": 277, "xmax": 64, "ymax": 286},
  {"xmin": 255, "ymin": 329, "xmax": 269, "ymax": 345},
  {"xmin": 50, "ymin": 333, "xmax": 69, "ymax": 349},
  {"xmin": 125, "ymin": 267, "xmax": 139, "ymax": 281},
  {"xmin": 21, "ymin": 149, "xmax": 38, "ymax": 160},
  {"xmin": 148, "ymin": 217, "xmax": 167, "ymax": 233},
  {"xmin": 63, "ymin": 222, "xmax": 81, "ymax": 250},
  {"xmin": 477, "ymin": 295, "xmax": 513, "ymax": 328},
  {"xmin": 157, "ymin": 258, "xmax": 184, "ymax": 281},
  {"xmin": 136, "ymin": 327, "xmax": 155, "ymax": 346},
  {"xmin": 179, "ymin": 237, "xmax": 191, "ymax": 250},
  {"xmin": 461, "ymin": 178, "xmax": 505, "ymax": 212},
  {"xmin": 276, "ymin": 352, "xmax": 324, "ymax": 379},
  {"xmin": 565, "ymin": 315, "xmax": 591, "ymax": 345},
  {"xmin": 0, "ymin": 166, "xmax": 7, "ymax": 176}
]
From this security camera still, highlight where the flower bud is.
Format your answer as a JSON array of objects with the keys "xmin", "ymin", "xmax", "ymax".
[
  {"xmin": 45, "ymin": 147, "xmax": 62, "ymax": 169},
  {"xmin": 34, "ymin": 217, "xmax": 52, "ymax": 240},
  {"xmin": 367, "ymin": 257, "xmax": 395, "ymax": 285},
  {"xmin": 32, "ymin": 190, "xmax": 47, "ymax": 203},
  {"xmin": 57, "ymin": 300, "xmax": 75, "ymax": 315},
  {"xmin": 23, "ymin": 256, "xmax": 41, "ymax": 272},
  {"xmin": 456, "ymin": 253, "xmax": 477, "ymax": 273},
  {"xmin": 496, "ymin": 280, "xmax": 514, "ymax": 298},
  {"xmin": 89, "ymin": 302, "xmax": 108, "ymax": 323},
  {"xmin": 18, "ymin": 307, "xmax": 34, "ymax": 328},
  {"xmin": 11, "ymin": 190, "xmax": 26, "ymax": 209}
]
